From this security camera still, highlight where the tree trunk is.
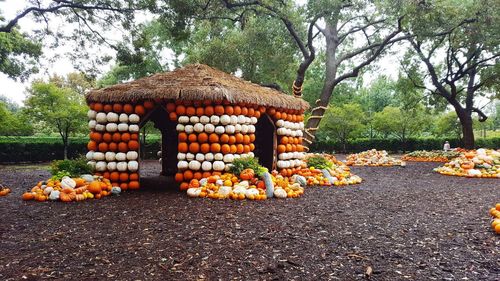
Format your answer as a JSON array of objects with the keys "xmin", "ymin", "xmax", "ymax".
[
  {"xmin": 63, "ymin": 137, "xmax": 68, "ymax": 159},
  {"xmin": 303, "ymin": 24, "xmax": 338, "ymax": 149},
  {"xmin": 455, "ymin": 107, "xmax": 475, "ymax": 149}
]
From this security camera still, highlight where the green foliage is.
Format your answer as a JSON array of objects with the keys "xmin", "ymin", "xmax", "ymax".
[
  {"xmin": 0, "ymin": 101, "xmax": 33, "ymax": 136},
  {"xmin": 50, "ymin": 171, "xmax": 72, "ymax": 181},
  {"xmin": 372, "ymin": 105, "xmax": 426, "ymax": 142},
  {"xmin": 50, "ymin": 157, "xmax": 93, "ymax": 178},
  {"xmin": 433, "ymin": 112, "xmax": 462, "ymax": 139},
  {"xmin": 230, "ymin": 156, "xmax": 268, "ymax": 177},
  {"xmin": 306, "ymin": 155, "xmax": 332, "ymax": 170},
  {"xmin": 0, "ymin": 28, "xmax": 41, "ymax": 80}
]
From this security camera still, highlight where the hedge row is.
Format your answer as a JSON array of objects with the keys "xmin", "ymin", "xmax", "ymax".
[
  {"xmin": 309, "ymin": 137, "xmax": 500, "ymax": 153},
  {"xmin": 0, "ymin": 136, "xmax": 161, "ymax": 163},
  {"xmin": 0, "ymin": 136, "xmax": 498, "ymax": 163}
]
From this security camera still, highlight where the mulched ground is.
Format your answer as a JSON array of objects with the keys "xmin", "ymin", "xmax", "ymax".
[{"xmin": 0, "ymin": 160, "xmax": 499, "ymax": 280}]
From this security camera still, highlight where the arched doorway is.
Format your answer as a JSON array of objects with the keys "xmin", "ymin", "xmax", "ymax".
[
  {"xmin": 253, "ymin": 113, "xmax": 277, "ymax": 170},
  {"xmin": 138, "ymin": 105, "xmax": 178, "ymax": 189}
]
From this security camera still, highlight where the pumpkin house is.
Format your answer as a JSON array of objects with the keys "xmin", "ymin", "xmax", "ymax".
[{"xmin": 85, "ymin": 64, "xmax": 309, "ymax": 190}]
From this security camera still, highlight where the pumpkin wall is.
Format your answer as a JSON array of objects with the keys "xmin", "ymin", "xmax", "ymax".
[{"xmin": 86, "ymin": 101, "xmax": 155, "ymax": 190}]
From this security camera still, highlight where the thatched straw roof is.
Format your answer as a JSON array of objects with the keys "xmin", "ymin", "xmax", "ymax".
[{"xmin": 86, "ymin": 64, "xmax": 309, "ymax": 111}]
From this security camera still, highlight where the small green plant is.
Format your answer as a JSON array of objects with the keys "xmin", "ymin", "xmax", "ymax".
[
  {"xmin": 306, "ymin": 155, "xmax": 332, "ymax": 169},
  {"xmin": 230, "ymin": 156, "xmax": 268, "ymax": 177},
  {"xmin": 50, "ymin": 170, "xmax": 72, "ymax": 181},
  {"xmin": 50, "ymin": 156, "xmax": 92, "ymax": 178}
]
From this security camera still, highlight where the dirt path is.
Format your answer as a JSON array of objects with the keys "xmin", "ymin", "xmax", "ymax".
[{"xmin": 0, "ymin": 161, "xmax": 498, "ymax": 280}]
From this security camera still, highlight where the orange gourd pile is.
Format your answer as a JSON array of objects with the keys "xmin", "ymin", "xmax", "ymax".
[
  {"xmin": 489, "ymin": 203, "xmax": 500, "ymax": 234},
  {"xmin": 86, "ymin": 100, "xmax": 154, "ymax": 190},
  {"xmin": 434, "ymin": 149, "xmax": 500, "ymax": 178},
  {"xmin": 345, "ymin": 149, "xmax": 406, "ymax": 167},
  {"xmin": 22, "ymin": 177, "xmax": 113, "ymax": 202}
]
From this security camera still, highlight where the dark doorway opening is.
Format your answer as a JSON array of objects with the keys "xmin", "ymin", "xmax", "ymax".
[
  {"xmin": 138, "ymin": 105, "xmax": 178, "ymax": 190},
  {"xmin": 254, "ymin": 113, "xmax": 277, "ymax": 170}
]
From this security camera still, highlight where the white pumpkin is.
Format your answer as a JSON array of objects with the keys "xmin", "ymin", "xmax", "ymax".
[
  {"xmin": 232, "ymin": 185, "xmax": 247, "ymax": 195},
  {"xmin": 297, "ymin": 130, "xmax": 303, "ymax": 137},
  {"xmin": 129, "ymin": 124, "xmax": 140, "ymax": 133},
  {"xmin": 116, "ymin": 162, "xmax": 128, "ymax": 172},
  {"xmin": 87, "ymin": 160, "xmax": 96, "ymax": 170},
  {"xmin": 276, "ymin": 119, "xmax": 285, "ymax": 127},
  {"xmin": 184, "ymin": 125, "xmax": 194, "ymax": 134},
  {"xmin": 241, "ymin": 124, "xmax": 249, "ymax": 134},
  {"xmin": 220, "ymin": 115, "xmax": 231, "ymax": 125},
  {"xmin": 250, "ymin": 117, "xmax": 257, "ymax": 124},
  {"xmin": 115, "ymin": 152, "xmax": 127, "ymax": 161},
  {"xmin": 87, "ymin": 110, "xmax": 97, "ymax": 119},
  {"xmin": 126, "ymin": 151, "xmax": 138, "ymax": 160},
  {"xmin": 215, "ymin": 126, "xmax": 225, "ymax": 134},
  {"xmin": 213, "ymin": 161, "xmax": 225, "ymax": 171},
  {"xmin": 210, "ymin": 115, "xmax": 220, "ymax": 124},
  {"xmin": 248, "ymin": 152, "xmax": 255, "ymax": 158},
  {"xmin": 225, "ymin": 125, "xmax": 236, "ymax": 134},
  {"xmin": 204, "ymin": 124, "xmax": 215, "ymax": 133},
  {"xmin": 233, "ymin": 154, "xmax": 240, "ymax": 159},
  {"xmin": 95, "ymin": 124, "xmax": 105, "ymax": 132},
  {"xmin": 230, "ymin": 115, "xmax": 238, "ymax": 125},
  {"xmin": 86, "ymin": 151, "xmax": 94, "ymax": 160},
  {"xmin": 49, "ymin": 190, "xmax": 60, "ymax": 201},
  {"xmin": 248, "ymin": 125, "xmax": 255, "ymax": 133},
  {"xmin": 178, "ymin": 116, "xmax": 190, "ymax": 124},
  {"xmin": 214, "ymin": 153, "xmax": 223, "ymax": 161},
  {"xmin": 186, "ymin": 153, "xmax": 195, "ymax": 161},
  {"xmin": 177, "ymin": 153, "xmax": 186, "ymax": 160},
  {"xmin": 96, "ymin": 112, "xmax": 107, "ymax": 124},
  {"xmin": 218, "ymin": 186, "xmax": 232, "ymax": 197},
  {"xmin": 188, "ymin": 160, "xmax": 201, "ymax": 171},
  {"xmin": 129, "ymin": 114, "xmax": 140, "ymax": 123},
  {"xmin": 223, "ymin": 154, "xmax": 234, "ymax": 163},
  {"xmin": 224, "ymin": 163, "xmax": 232, "ymax": 172},
  {"xmin": 88, "ymin": 120, "xmax": 97, "ymax": 129},
  {"xmin": 105, "ymin": 152, "xmax": 116, "ymax": 161},
  {"xmin": 187, "ymin": 188, "xmax": 201, "ymax": 198},
  {"xmin": 93, "ymin": 152, "xmax": 105, "ymax": 161},
  {"xmin": 128, "ymin": 161, "xmax": 139, "ymax": 172},
  {"xmin": 96, "ymin": 161, "xmax": 107, "ymax": 172},
  {"xmin": 176, "ymin": 124, "xmax": 185, "ymax": 132},
  {"xmin": 107, "ymin": 161, "xmax": 117, "ymax": 171},
  {"xmin": 277, "ymin": 128, "xmax": 286, "ymax": 135},
  {"xmin": 200, "ymin": 116, "xmax": 210, "ymax": 124},
  {"xmin": 106, "ymin": 112, "xmax": 119, "ymax": 122},
  {"xmin": 195, "ymin": 153, "xmax": 205, "ymax": 162},
  {"xmin": 237, "ymin": 115, "xmax": 246, "ymax": 124},
  {"xmin": 116, "ymin": 123, "xmax": 128, "ymax": 132},
  {"xmin": 201, "ymin": 161, "xmax": 212, "ymax": 171},
  {"xmin": 190, "ymin": 116, "xmax": 200, "ymax": 124},
  {"xmin": 245, "ymin": 188, "xmax": 259, "ymax": 198},
  {"xmin": 61, "ymin": 176, "xmax": 76, "ymax": 189},
  {"xmin": 205, "ymin": 153, "xmax": 214, "ymax": 161},
  {"xmin": 274, "ymin": 188, "xmax": 287, "ymax": 199},
  {"xmin": 245, "ymin": 117, "xmax": 251, "ymax": 124},
  {"xmin": 177, "ymin": 160, "xmax": 188, "ymax": 170},
  {"xmin": 194, "ymin": 123, "xmax": 204, "ymax": 133},
  {"xmin": 43, "ymin": 186, "xmax": 53, "ymax": 195},
  {"xmin": 234, "ymin": 124, "xmax": 242, "ymax": 132},
  {"xmin": 119, "ymin": 113, "xmax": 129, "ymax": 123},
  {"xmin": 106, "ymin": 123, "xmax": 118, "ymax": 132}
]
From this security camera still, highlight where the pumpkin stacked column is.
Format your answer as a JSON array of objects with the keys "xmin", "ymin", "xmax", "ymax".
[
  {"xmin": 86, "ymin": 101, "xmax": 153, "ymax": 190},
  {"xmin": 166, "ymin": 100, "xmax": 262, "ymax": 190},
  {"xmin": 267, "ymin": 108, "xmax": 306, "ymax": 177}
]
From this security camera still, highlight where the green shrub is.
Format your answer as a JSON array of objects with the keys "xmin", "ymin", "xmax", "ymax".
[
  {"xmin": 306, "ymin": 155, "xmax": 332, "ymax": 169},
  {"xmin": 230, "ymin": 156, "xmax": 268, "ymax": 177},
  {"xmin": 50, "ymin": 157, "xmax": 93, "ymax": 178}
]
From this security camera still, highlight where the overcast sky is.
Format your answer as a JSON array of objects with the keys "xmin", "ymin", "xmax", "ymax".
[{"xmin": 1, "ymin": 0, "xmax": 402, "ymax": 105}]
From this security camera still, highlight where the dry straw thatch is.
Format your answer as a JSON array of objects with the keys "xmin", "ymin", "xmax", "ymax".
[{"xmin": 86, "ymin": 64, "xmax": 309, "ymax": 111}]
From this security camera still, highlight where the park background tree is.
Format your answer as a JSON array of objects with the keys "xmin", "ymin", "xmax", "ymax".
[
  {"xmin": 400, "ymin": 0, "xmax": 499, "ymax": 148},
  {"xmin": 24, "ymin": 74, "xmax": 90, "ymax": 159}
]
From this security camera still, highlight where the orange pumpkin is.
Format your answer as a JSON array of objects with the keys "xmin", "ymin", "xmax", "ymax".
[
  {"xmin": 103, "ymin": 104, "xmax": 113, "ymax": 112},
  {"xmin": 186, "ymin": 106, "xmax": 196, "ymax": 116},
  {"xmin": 22, "ymin": 192, "xmax": 34, "ymax": 201},
  {"xmin": 178, "ymin": 142, "xmax": 188, "ymax": 153},
  {"xmin": 211, "ymin": 143, "xmax": 221, "ymax": 153},
  {"xmin": 240, "ymin": 169, "xmax": 255, "ymax": 180},
  {"xmin": 129, "ymin": 181, "xmax": 140, "ymax": 189},
  {"xmin": 183, "ymin": 170, "xmax": 194, "ymax": 181},
  {"xmin": 129, "ymin": 173, "xmax": 139, "ymax": 181},
  {"xmin": 176, "ymin": 105, "xmax": 186, "ymax": 115},
  {"xmin": 113, "ymin": 103, "xmax": 123, "ymax": 113},
  {"xmin": 205, "ymin": 106, "xmax": 214, "ymax": 116},
  {"xmin": 200, "ymin": 143, "xmax": 210, "ymax": 154},
  {"xmin": 135, "ymin": 105, "xmax": 146, "ymax": 116},
  {"xmin": 144, "ymin": 100, "xmax": 155, "ymax": 110},
  {"xmin": 214, "ymin": 105, "xmax": 225, "ymax": 115},
  {"xmin": 87, "ymin": 141, "xmax": 97, "ymax": 151},
  {"xmin": 88, "ymin": 181, "xmax": 102, "ymax": 194},
  {"xmin": 119, "ymin": 173, "xmax": 129, "ymax": 182},
  {"xmin": 175, "ymin": 173, "xmax": 184, "ymax": 182},
  {"xmin": 169, "ymin": 112, "xmax": 177, "ymax": 121},
  {"xmin": 189, "ymin": 143, "xmax": 200, "ymax": 153},
  {"xmin": 108, "ymin": 142, "xmax": 118, "ymax": 152},
  {"xmin": 128, "ymin": 140, "xmax": 140, "ymax": 150},
  {"xmin": 93, "ymin": 103, "xmax": 104, "ymax": 112},
  {"xmin": 198, "ymin": 133, "xmax": 208, "ymax": 143}
]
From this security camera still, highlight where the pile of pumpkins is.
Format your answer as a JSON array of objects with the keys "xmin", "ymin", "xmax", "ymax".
[
  {"xmin": 401, "ymin": 150, "xmax": 461, "ymax": 162},
  {"xmin": 0, "ymin": 184, "xmax": 11, "ymax": 196},
  {"xmin": 489, "ymin": 203, "xmax": 500, "ymax": 234},
  {"xmin": 434, "ymin": 149, "xmax": 500, "ymax": 178},
  {"xmin": 21, "ymin": 176, "xmax": 121, "ymax": 202},
  {"xmin": 345, "ymin": 149, "xmax": 406, "ymax": 167},
  {"xmin": 185, "ymin": 168, "xmax": 304, "ymax": 200},
  {"xmin": 86, "ymin": 101, "xmax": 153, "ymax": 190},
  {"xmin": 167, "ymin": 99, "xmax": 306, "ymax": 189}
]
